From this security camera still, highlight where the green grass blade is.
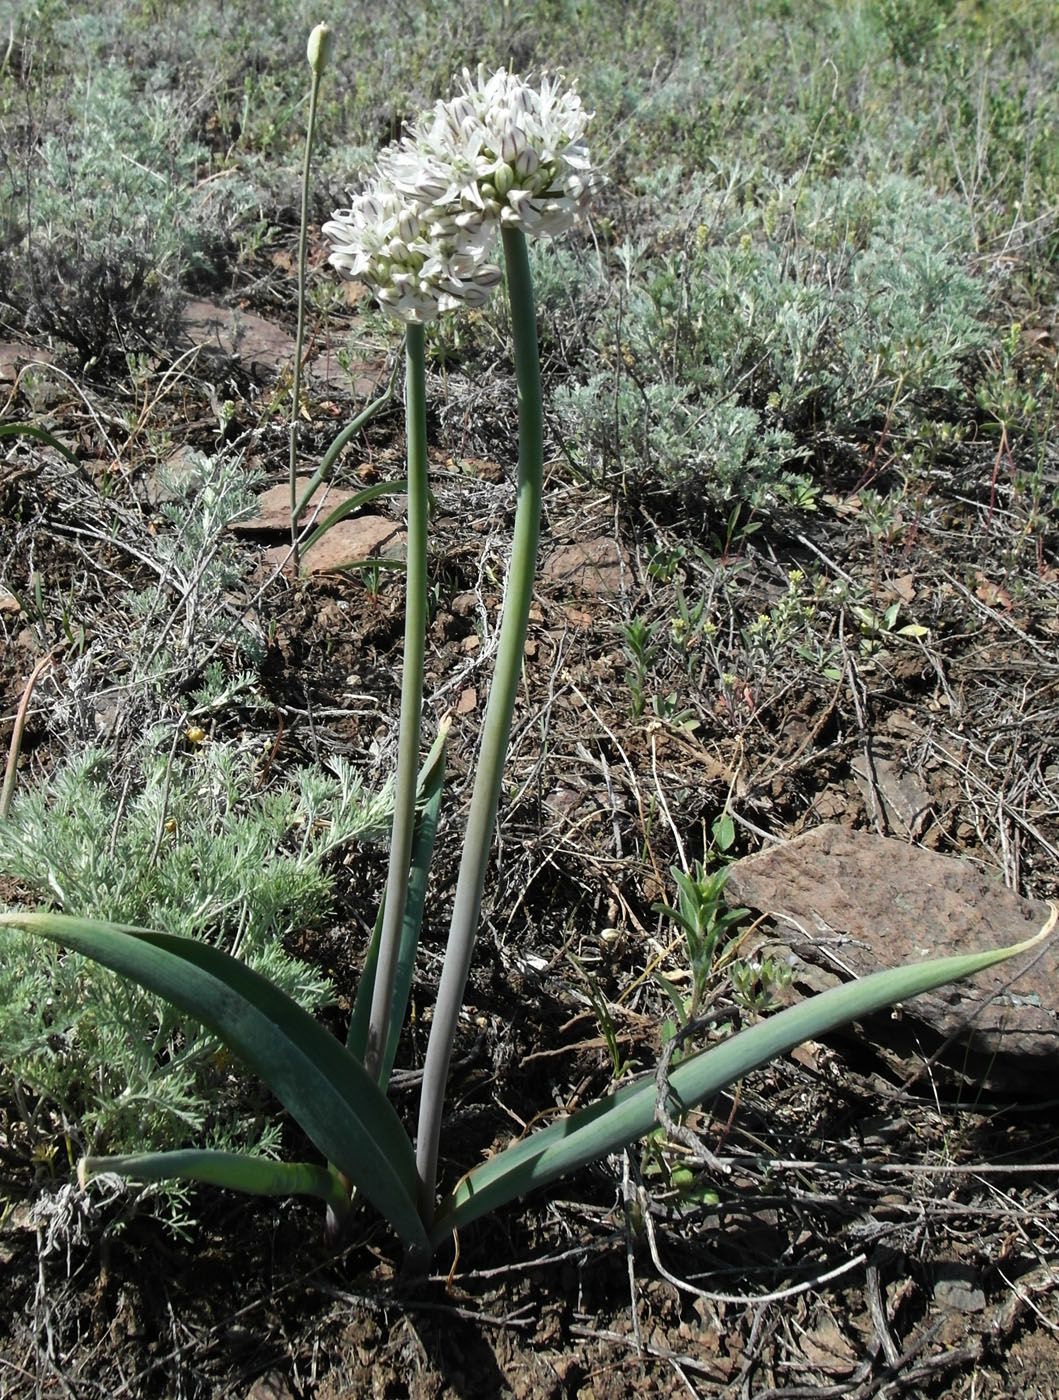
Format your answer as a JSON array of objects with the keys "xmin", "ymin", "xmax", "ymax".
[
  {"xmin": 347, "ymin": 901, "xmax": 386, "ymax": 1064},
  {"xmin": 292, "ymin": 358, "xmax": 400, "ymax": 522},
  {"xmin": 431, "ymin": 923, "xmax": 1052, "ymax": 1243},
  {"xmin": 79, "ymin": 1150, "xmax": 350, "ymax": 1228},
  {"xmin": 0, "ymin": 421, "xmax": 79, "ymax": 466},
  {"xmin": 0, "ymin": 910, "xmax": 428, "ymax": 1250},
  {"xmin": 298, "ymin": 479, "xmax": 408, "ymax": 556}
]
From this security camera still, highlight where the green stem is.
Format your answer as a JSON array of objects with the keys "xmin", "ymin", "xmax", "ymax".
[
  {"xmin": 365, "ymin": 323, "xmax": 429, "ymax": 1081},
  {"xmin": 414, "ymin": 227, "xmax": 542, "ymax": 1224},
  {"xmin": 289, "ymin": 61, "xmax": 324, "ymax": 574}
]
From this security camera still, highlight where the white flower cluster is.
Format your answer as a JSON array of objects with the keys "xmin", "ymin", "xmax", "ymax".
[
  {"xmin": 323, "ymin": 182, "xmax": 501, "ymax": 324},
  {"xmin": 323, "ymin": 68, "xmax": 602, "ymax": 324}
]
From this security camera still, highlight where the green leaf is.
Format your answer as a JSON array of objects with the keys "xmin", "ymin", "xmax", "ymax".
[
  {"xmin": 0, "ymin": 910, "xmax": 428, "ymax": 1250},
  {"xmin": 299, "ymin": 479, "xmax": 408, "ymax": 556},
  {"xmin": 79, "ymin": 1150, "xmax": 350, "ymax": 1229},
  {"xmin": 0, "ymin": 421, "xmax": 79, "ymax": 466},
  {"xmin": 431, "ymin": 922, "xmax": 1052, "ymax": 1243}
]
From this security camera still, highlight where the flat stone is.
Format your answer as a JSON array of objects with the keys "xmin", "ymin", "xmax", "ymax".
[
  {"xmin": 241, "ymin": 477, "xmax": 406, "ymax": 575},
  {"xmin": 307, "ymin": 348, "xmax": 389, "ymax": 400},
  {"xmin": 0, "ymin": 342, "xmax": 54, "ymax": 382},
  {"xmin": 263, "ymin": 514, "xmax": 405, "ymax": 576},
  {"xmin": 850, "ymin": 753, "xmax": 936, "ymax": 840},
  {"xmin": 725, "ymin": 825, "xmax": 1057, "ymax": 1093},
  {"xmin": 540, "ymin": 535, "xmax": 629, "ymax": 596},
  {"xmin": 238, "ymin": 478, "xmax": 360, "ymax": 534},
  {"xmin": 181, "ymin": 299, "xmax": 296, "ymax": 380},
  {"xmin": 243, "ymin": 1372, "xmax": 296, "ymax": 1400}
]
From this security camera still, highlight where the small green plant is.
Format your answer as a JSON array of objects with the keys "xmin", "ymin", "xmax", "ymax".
[
  {"xmin": 569, "ymin": 953, "xmax": 635, "ymax": 1080},
  {"xmin": 621, "ymin": 616, "xmax": 658, "ymax": 719},
  {"xmin": 653, "ymin": 862, "xmax": 749, "ymax": 1035},
  {"xmin": 728, "ymin": 954, "xmax": 793, "ymax": 1015}
]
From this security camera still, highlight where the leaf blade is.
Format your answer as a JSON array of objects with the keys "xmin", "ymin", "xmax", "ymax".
[
  {"xmin": 79, "ymin": 1150, "xmax": 350, "ymax": 1227},
  {"xmin": 0, "ymin": 910, "xmax": 427, "ymax": 1249},
  {"xmin": 432, "ymin": 925, "xmax": 1052, "ymax": 1242}
]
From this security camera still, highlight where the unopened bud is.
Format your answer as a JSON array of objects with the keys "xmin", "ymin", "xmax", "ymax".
[
  {"xmin": 306, "ymin": 23, "xmax": 333, "ymax": 76},
  {"xmin": 493, "ymin": 164, "xmax": 514, "ymax": 196}
]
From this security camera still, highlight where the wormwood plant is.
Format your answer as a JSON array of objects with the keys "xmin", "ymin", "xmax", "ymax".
[
  {"xmin": 0, "ymin": 734, "xmax": 390, "ymax": 1217},
  {"xmin": 0, "ymin": 58, "xmax": 253, "ymax": 367},
  {"xmin": 0, "ymin": 42, "xmax": 1051, "ymax": 1263},
  {"xmin": 555, "ymin": 168, "xmax": 990, "ymax": 510}
]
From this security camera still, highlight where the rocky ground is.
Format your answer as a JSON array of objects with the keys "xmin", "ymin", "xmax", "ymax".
[{"xmin": 1, "ymin": 278, "xmax": 1058, "ymax": 1398}]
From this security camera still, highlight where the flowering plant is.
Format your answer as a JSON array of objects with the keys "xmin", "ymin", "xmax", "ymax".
[{"xmin": 1, "ymin": 48, "xmax": 1051, "ymax": 1265}]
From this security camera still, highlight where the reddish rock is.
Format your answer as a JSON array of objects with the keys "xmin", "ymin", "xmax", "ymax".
[
  {"xmin": 725, "ymin": 825, "xmax": 1056, "ymax": 1093},
  {"xmin": 540, "ymin": 535, "xmax": 629, "ymax": 596},
  {"xmin": 181, "ymin": 299, "xmax": 296, "ymax": 380}
]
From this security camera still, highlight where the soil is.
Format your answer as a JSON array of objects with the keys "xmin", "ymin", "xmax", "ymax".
[{"xmin": 1, "ymin": 275, "xmax": 1057, "ymax": 1398}]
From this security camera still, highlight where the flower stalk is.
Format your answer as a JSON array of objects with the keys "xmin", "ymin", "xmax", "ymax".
[
  {"xmin": 366, "ymin": 322, "xmax": 429, "ymax": 1081},
  {"xmin": 289, "ymin": 24, "xmax": 331, "ymax": 573},
  {"xmin": 414, "ymin": 225, "xmax": 543, "ymax": 1221}
]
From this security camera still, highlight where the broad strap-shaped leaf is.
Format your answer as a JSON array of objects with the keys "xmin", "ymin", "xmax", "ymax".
[
  {"xmin": 79, "ymin": 1150, "xmax": 350, "ymax": 1231},
  {"xmin": 431, "ymin": 922, "xmax": 1052, "ymax": 1243},
  {"xmin": 0, "ymin": 421, "xmax": 79, "ymax": 466},
  {"xmin": 0, "ymin": 910, "xmax": 427, "ymax": 1250}
]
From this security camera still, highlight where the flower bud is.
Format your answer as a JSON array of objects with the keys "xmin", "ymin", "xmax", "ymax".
[{"xmin": 306, "ymin": 23, "xmax": 333, "ymax": 76}]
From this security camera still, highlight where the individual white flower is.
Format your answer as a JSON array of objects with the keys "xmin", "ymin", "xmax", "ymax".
[{"xmin": 322, "ymin": 176, "xmax": 501, "ymax": 324}]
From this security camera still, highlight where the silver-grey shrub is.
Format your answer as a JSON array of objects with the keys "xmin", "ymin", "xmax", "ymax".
[
  {"xmin": 0, "ymin": 737, "xmax": 390, "ymax": 1223},
  {"xmin": 556, "ymin": 167, "xmax": 990, "ymax": 507}
]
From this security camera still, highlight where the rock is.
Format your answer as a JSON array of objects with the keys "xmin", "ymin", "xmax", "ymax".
[
  {"xmin": 933, "ymin": 1262, "xmax": 986, "ymax": 1313},
  {"xmin": 239, "ymin": 477, "xmax": 406, "ymax": 575},
  {"xmin": 239, "ymin": 478, "xmax": 362, "ymax": 534},
  {"xmin": 725, "ymin": 825, "xmax": 1056, "ymax": 1094},
  {"xmin": 262, "ymin": 514, "xmax": 405, "ymax": 575},
  {"xmin": 181, "ymin": 299, "xmax": 296, "ymax": 381},
  {"xmin": 306, "ymin": 347, "xmax": 388, "ymax": 399},
  {"xmin": 0, "ymin": 341, "xmax": 55, "ymax": 382},
  {"xmin": 540, "ymin": 535, "xmax": 628, "ymax": 596},
  {"xmin": 138, "ymin": 444, "xmax": 206, "ymax": 505},
  {"xmin": 243, "ymin": 1372, "xmax": 295, "ymax": 1400},
  {"xmin": 850, "ymin": 752, "xmax": 936, "ymax": 840}
]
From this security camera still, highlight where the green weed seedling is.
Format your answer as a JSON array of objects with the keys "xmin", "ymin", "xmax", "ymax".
[
  {"xmin": 653, "ymin": 862, "xmax": 749, "ymax": 1036},
  {"xmin": 622, "ymin": 616, "xmax": 658, "ymax": 719}
]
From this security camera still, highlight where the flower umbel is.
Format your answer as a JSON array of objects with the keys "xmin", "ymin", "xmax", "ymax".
[
  {"xmin": 322, "ymin": 178, "xmax": 501, "ymax": 324},
  {"xmin": 323, "ymin": 68, "xmax": 601, "ymax": 321},
  {"xmin": 408, "ymin": 66, "xmax": 605, "ymax": 238}
]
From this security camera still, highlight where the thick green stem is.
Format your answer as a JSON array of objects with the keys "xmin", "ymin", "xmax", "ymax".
[
  {"xmin": 289, "ymin": 62, "xmax": 324, "ymax": 573},
  {"xmin": 415, "ymin": 228, "xmax": 542, "ymax": 1223},
  {"xmin": 365, "ymin": 323, "xmax": 429, "ymax": 1081}
]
